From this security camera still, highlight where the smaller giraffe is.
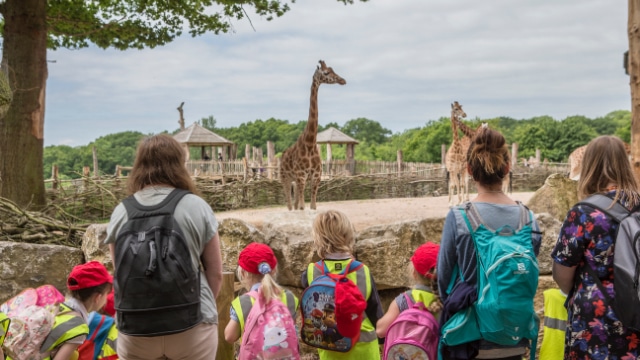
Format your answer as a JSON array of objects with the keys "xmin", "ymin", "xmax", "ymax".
[
  {"xmin": 445, "ymin": 101, "xmax": 468, "ymax": 206},
  {"xmin": 452, "ymin": 117, "xmax": 488, "ymax": 200},
  {"xmin": 568, "ymin": 142, "xmax": 631, "ymax": 180},
  {"xmin": 568, "ymin": 145, "xmax": 587, "ymax": 180}
]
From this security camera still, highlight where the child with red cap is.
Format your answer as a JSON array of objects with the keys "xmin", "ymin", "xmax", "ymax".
[
  {"xmin": 78, "ymin": 289, "xmax": 118, "ymax": 360},
  {"xmin": 301, "ymin": 210, "xmax": 384, "ymax": 360},
  {"xmin": 224, "ymin": 243, "xmax": 299, "ymax": 345},
  {"xmin": 43, "ymin": 261, "xmax": 113, "ymax": 360},
  {"xmin": 376, "ymin": 242, "xmax": 442, "ymax": 337}
]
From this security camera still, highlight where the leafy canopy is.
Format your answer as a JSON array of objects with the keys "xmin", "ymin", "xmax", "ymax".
[{"xmin": 43, "ymin": 0, "xmax": 368, "ymax": 50}]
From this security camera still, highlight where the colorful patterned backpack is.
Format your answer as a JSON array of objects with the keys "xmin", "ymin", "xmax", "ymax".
[
  {"xmin": 382, "ymin": 293, "xmax": 439, "ymax": 360},
  {"xmin": 0, "ymin": 285, "xmax": 64, "ymax": 360},
  {"xmin": 239, "ymin": 289, "xmax": 299, "ymax": 360}
]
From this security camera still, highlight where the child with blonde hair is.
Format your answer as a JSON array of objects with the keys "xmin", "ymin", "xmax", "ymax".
[
  {"xmin": 301, "ymin": 210, "xmax": 384, "ymax": 360},
  {"xmin": 376, "ymin": 242, "xmax": 442, "ymax": 337},
  {"xmin": 224, "ymin": 243, "xmax": 299, "ymax": 346}
]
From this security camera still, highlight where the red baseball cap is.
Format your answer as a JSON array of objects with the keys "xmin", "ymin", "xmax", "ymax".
[
  {"xmin": 67, "ymin": 261, "xmax": 113, "ymax": 291},
  {"xmin": 103, "ymin": 289, "xmax": 115, "ymax": 317},
  {"xmin": 335, "ymin": 277, "xmax": 366, "ymax": 340},
  {"xmin": 411, "ymin": 242, "xmax": 440, "ymax": 279},
  {"xmin": 238, "ymin": 243, "xmax": 278, "ymax": 275}
]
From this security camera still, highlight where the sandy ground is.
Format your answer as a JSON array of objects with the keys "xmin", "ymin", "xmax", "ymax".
[{"xmin": 215, "ymin": 192, "xmax": 536, "ymax": 231}]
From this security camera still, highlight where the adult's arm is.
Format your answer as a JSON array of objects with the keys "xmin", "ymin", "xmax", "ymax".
[
  {"xmin": 109, "ymin": 243, "xmax": 116, "ymax": 272},
  {"xmin": 202, "ymin": 232, "xmax": 223, "ymax": 298},
  {"xmin": 437, "ymin": 210, "xmax": 458, "ymax": 302},
  {"xmin": 552, "ymin": 262, "xmax": 576, "ymax": 295}
]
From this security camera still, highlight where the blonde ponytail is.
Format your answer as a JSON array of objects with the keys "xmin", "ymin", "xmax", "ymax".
[{"xmin": 260, "ymin": 273, "xmax": 283, "ymax": 303}]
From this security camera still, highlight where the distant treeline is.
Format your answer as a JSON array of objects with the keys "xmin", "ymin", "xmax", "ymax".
[{"xmin": 44, "ymin": 111, "xmax": 630, "ymax": 180}]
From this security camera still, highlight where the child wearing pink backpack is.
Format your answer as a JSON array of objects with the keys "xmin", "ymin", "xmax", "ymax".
[
  {"xmin": 223, "ymin": 243, "xmax": 300, "ymax": 360},
  {"xmin": 376, "ymin": 242, "xmax": 442, "ymax": 360}
]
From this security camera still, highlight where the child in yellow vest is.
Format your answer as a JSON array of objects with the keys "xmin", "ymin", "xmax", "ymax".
[
  {"xmin": 46, "ymin": 261, "xmax": 113, "ymax": 360},
  {"xmin": 376, "ymin": 242, "xmax": 443, "ymax": 337},
  {"xmin": 0, "ymin": 312, "xmax": 9, "ymax": 360},
  {"xmin": 539, "ymin": 288, "xmax": 568, "ymax": 360},
  {"xmin": 224, "ymin": 243, "xmax": 299, "ymax": 344},
  {"xmin": 301, "ymin": 210, "xmax": 384, "ymax": 360}
]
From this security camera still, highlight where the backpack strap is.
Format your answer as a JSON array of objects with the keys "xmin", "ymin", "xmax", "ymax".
[
  {"xmin": 578, "ymin": 194, "xmax": 631, "ymax": 223},
  {"xmin": 460, "ymin": 202, "xmax": 482, "ymax": 233},
  {"xmin": 122, "ymin": 188, "xmax": 191, "ymax": 220}
]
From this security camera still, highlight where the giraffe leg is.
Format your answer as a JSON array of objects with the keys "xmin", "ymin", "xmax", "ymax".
[
  {"xmin": 448, "ymin": 171, "xmax": 458, "ymax": 207},
  {"xmin": 295, "ymin": 175, "xmax": 306, "ymax": 210},
  {"xmin": 309, "ymin": 170, "xmax": 321, "ymax": 210},
  {"xmin": 281, "ymin": 176, "xmax": 294, "ymax": 211}
]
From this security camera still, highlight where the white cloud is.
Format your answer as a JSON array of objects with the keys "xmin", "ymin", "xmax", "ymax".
[{"xmin": 44, "ymin": 0, "xmax": 629, "ymax": 146}]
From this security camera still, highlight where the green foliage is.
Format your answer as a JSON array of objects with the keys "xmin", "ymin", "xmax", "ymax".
[
  {"xmin": 41, "ymin": 1, "xmax": 368, "ymax": 51},
  {"xmin": 43, "ymin": 111, "xmax": 631, "ymax": 178},
  {"xmin": 43, "ymin": 131, "xmax": 144, "ymax": 178},
  {"xmin": 341, "ymin": 117, "xmax": 392, "ymax": 144}
]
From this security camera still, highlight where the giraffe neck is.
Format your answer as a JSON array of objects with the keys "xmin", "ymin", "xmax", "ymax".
[
  {"xmin": 454, "ymin": 117, "xmax": 474, "ymax": 138},
  {"xmin": 450, "ymin": 112, "xmax": 460, "ymax": 143},
  {"xmin": 301, "ymin": 78, "xmax": 321, "ymax": 146}
]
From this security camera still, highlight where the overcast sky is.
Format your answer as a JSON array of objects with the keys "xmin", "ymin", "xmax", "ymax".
[{"xmin": 44, "ymin": 0, "xmax": 629, "ymax": 146}]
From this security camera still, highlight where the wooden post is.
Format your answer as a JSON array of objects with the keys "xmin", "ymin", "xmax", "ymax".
[
  {"xmin": 82, "ymin": 166, "xmax": 90, "ymax": 189},
  {"xmin": 177, "ymin": 102, "xmax": 185, "ymax": 131},
  {"xmin": 629, "ymin": 0, "xmax": 640, "ymax": 180},
  {"xmin": 52, "ymin": 165, "xmax": 58, "ymax": 191},
  {"xmin": 535, "ymin": 148, "xmax": 541, "ymax": 164},
  {"xmin": 327, "ymin": 143, "xmax": 332, "ymax": 176},
  {"xmin": 441, "ymin": 144, "xmax": 447, "ymax": 168},
  {"xmin": 397, "ymin": 150, "xmax": 403, "ymax": 175},
  {"xmin": 245, "ymin": 144, "xmax": 251, "ymax": 163},
  {"xmin": 92, "ymin": 146, "xmax": 99, "ymax": 179},
  {"xmin": 243, "ymin": 157, "xmax": 249, "ymax": 182},
  {"xmin": 267, "ymin": 141, "xmax": 275, "ymax": 180},
  {"xmin": 346, "ymin": 144, "xmax": 355, "ymax": 176},
  {"xmin": 216, "ymin": 272, "xmax": 235, "ymax": 360},
  {"xmin": 511, "ymin": 143, "xmax": 518, "ymax": 166}
]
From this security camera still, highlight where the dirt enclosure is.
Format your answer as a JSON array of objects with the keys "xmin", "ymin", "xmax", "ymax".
[{"xmin": 216, "ymin": 192, "xmax": 536, "ymax": 231}]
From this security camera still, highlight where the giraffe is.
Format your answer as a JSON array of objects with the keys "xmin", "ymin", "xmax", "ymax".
[
  {"xmin": 568, "ymin": 142, "xmax": 631, "ymax": 180},
  {"xmin": 279, "ymin": 60, "xmax": 346, "ymax": 210},
  {"xmin": 444, "ymin": 101, "xmax": 468, "ymax": 206},
  {"xmin": 451, "ymin": 116, "xmax": 486, "ymax": 199}
]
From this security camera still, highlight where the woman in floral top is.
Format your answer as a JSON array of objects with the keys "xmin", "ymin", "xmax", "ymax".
[{"xmin": 552, "ymin": 135, "xmax": 640, "ymax": 359}]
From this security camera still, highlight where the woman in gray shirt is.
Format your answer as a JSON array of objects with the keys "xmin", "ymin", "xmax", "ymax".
[
  {"xmin": 105, "ymin": 134, "xmax": 223, "ymax": 359},
  {"xmin": 437, "ymin": 127, "xmax": 541, "ymax": 360}
]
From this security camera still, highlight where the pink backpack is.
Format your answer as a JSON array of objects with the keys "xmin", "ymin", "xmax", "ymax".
[
  {"xmin": 0, "ymin": 285, "xmax": 65, "ymax": 360},
  {"xmin": 239, "ymin": 290, "xmax": 300, "ymax": 360},
  {"xmin": 382, "ymin": 293, "xmax": 440, "ymax": 360}
]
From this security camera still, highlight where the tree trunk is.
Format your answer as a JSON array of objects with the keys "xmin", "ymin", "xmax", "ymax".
[
  {"xmin": 630, "ymin": 0, "xmax": 640, "ymax": 180},
  {"xmin": 0, "ymin": 0, "xmax": 47, "ymax": 208}
]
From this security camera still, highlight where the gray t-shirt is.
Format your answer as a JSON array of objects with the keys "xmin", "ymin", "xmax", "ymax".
[{"xmin": 105, "ymin": 186, "xmax": 219, "ymax": 324}]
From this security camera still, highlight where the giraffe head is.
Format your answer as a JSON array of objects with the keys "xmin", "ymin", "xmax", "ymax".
[
  {"xmin": 314, "ymin": 60, "xmax": 346, "ymax": 85},
  {"xmin": 451, "ymin": 101, "xmax": 467, "ymax": 119}
]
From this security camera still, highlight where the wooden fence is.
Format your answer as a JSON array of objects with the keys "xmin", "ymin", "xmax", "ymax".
[{"xmin": 44, "ymin": 162, "xmax": 569, "ymax": 222}]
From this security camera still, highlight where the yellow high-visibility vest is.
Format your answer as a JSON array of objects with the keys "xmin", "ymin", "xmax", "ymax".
[{"xmin": 539, "ymin": 288, "xmax": 568, "ymax": 360}]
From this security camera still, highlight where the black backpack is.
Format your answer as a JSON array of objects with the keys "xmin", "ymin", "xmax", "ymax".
[
  {"xmin": 113, "ymin": 188, "xmax": 202, "ymax": 336},
  {"xmin": 578, "ymin": 194, "xmax": 640, "ymax": 331}
]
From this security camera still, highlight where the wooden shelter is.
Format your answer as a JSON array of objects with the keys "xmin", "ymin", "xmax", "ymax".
[
  {"xmin": 173, "ymin": 122, "xmax": 235, "ymax": 161},
  {"xmin": 316, "ymin": 127, "xmax": 359, "ymax": 175}
]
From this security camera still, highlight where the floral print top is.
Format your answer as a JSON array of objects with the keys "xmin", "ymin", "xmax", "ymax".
[{"xmin": 551, "ymin": 192, "xmax": 640, "ymax": 360}]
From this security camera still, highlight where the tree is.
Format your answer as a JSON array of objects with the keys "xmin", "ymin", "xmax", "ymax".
[
  {"xmin": 630, "ymin": 0, "xmax": 640, "ymax": 179},
  {"xmin": 342, "ymin": 117, "xmax": 392, "ymax": 144},
  {"xmin": 199, "ymin": 115, "xmax": 217, "ymax": 131},
  {"xmin": 0, "ymin": 0, "xmax": 368, "ymax": 209}
]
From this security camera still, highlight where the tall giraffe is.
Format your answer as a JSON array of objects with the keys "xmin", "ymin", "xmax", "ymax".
[
  {"xmin": 444, "ymin": 101, "xmax": 467, "ymax": 206},
  {"xmin": 280, "ymin": 60, "xmax": 346, "ymax": 210}
]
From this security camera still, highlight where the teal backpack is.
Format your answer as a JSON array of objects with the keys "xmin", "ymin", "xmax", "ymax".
[{"xmin": 440, "ymin": 202, "xmax": 540, "ymax": 358}]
